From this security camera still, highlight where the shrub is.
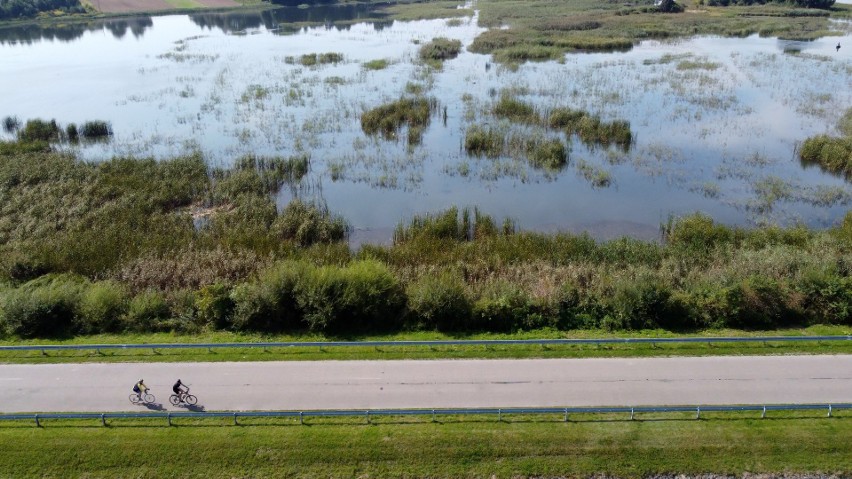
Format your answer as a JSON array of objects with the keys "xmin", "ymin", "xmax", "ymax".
[
  {"xmin": 18, "ymin": 118, "xmax": 60, "ymax": 142},
  {"xmin": 194, "ymin": 283, "xmax": 235, "ymax": 329},
  {"xmin": 727, "ymin": 275, "xmax": 803, "ymax": 329},
  {"xmin": 124, "ymin": 290, "xmax": 171, "ymax": 332},
  {"xmin": 472, "ymin": 282, "xmax": 532, "ymax": 332},
  {"xmin": 76, "ymin": 281, "xmax": 128, "ymax": 334},
  {"xmin": 2, "ymin": 116, "xmax": 20, "ymax": 133},
  {"xmin": 407, "ymin": 274, "xmax": 472, "ymax": 331},
  {"xmin": 0, "ymin": 274, "xmax": 86, "ymax": 338},
  {"xmin": 230, "ymin": 261, "xmax": 305, "ymax": 332},
  {"xmin": 298, "ymin": 260, "xmax": 405, "ymax": 334},
  {"xmin": 80, "ymin": 120, "xmax": 112, "ymax": 139},
  {"xmin": 795, "ymin": 269, "xmax": 852, "ymax": 325},
  {"xmin": 606, "ymin": 277, "xmax": 684, "ymax": 330},
  {"xmin": 65, "ymin": 123, "xmax": 79, "ymax": 142}
]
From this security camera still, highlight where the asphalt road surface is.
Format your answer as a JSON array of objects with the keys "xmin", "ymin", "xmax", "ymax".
[{"xmin": 0, "ymin": 355, "xmax": 850, "ymax": 413}]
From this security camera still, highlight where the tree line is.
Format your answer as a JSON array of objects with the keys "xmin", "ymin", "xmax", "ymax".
[{"xmin": 0, "ymin": 0, "xmax": 85, "ymax": 21}]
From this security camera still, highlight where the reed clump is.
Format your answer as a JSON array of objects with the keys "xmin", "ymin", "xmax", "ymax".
[
  {"xmin": 799, "ymin": 135, "xmax": 852, "ymax": 177},
  {"xmin": 300, "ymin": 52, "xmax": 344, "ymax": 66},
  {"xmin": 360, "ymin": 97, "xmax": 436, "ymax": 142},
  {"xmin": 549, "ymin": 108, "xmax": 632, "ymax": 148},
  {"xmin": 493, "ymin": 95, "xmax": 539, "ymax": 124},
  {"xmin": 464, "ymin": 126, "xmax": 504, "ymax": 158},
  {"xmin": 418, "ymin": 37, "xmax": 462, "ymax": 62}
]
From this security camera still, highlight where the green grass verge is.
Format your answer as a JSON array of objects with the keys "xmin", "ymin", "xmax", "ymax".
[
  {"xmin": 0, "ymin": 326, "xmax": 848, "ymax": 364},
  {"xmin": 0, "ymin": 412, "xmax": 849, "ymax": 477}
]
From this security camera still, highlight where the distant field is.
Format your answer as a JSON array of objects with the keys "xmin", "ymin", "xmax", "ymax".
[{"xmin": 92, "ymin": 0, "xmax": 237, "ymax": 13}]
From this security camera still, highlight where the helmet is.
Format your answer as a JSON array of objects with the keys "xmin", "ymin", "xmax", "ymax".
[
  {"xmin": 139, "ymin": 379, "xmax": 144, "ymax": 382},
  {"xmin": 177, "ymin": 379, "xmax": 181, "ymax": 383}
]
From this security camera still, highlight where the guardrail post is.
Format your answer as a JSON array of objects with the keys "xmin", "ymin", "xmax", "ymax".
[
  {"xmin": 41, "ymin": 349, "xmax": 46, "ymax": 356},
  {"xmin": 167, "ymin": 412, "xmax": 172, "ymax": 426},
  {"xmin": 101, "ymin": 414, "xmax": 106, "ymax": 427},
  {"xmin": 432, "ymin": 409, "xmax": 436, "ymax": 423},
  {"xmin": 366, "ymin": 410, "xmax": 370, "ymax": 424},
  {"xmin": 96, "ymin": 348, "xmax": 101, "ymax": 355},
  {"xmin": 564, "ymin": 408, "xmax": 568, "ymax": 422},
  {"xmin": 630, "ymin": 408, "xmax": 634, "ymax": 420},
  {"xmin": 761, "ymin": 406, "xmax": 766, "ymax": 419},
  {"xmin": 34, "ymin": 414, "xmax": 40, "ymax": 427},
  {"xmin": 208, "ymin": 347, "xmax": 213, "ymax": 353},
  {"xmin": 696, "ymin": 407, "xmax": 700, "ymax": 420},
  {"xmin": 299, "ymin": 412, "xmax": 304, "ymax": 425},
  {"xmin": 498, "ymin": 409, "xmax": 502, "ymax": 422},
  {"xmin": 233, "ymin": 413, "xmax": 238, "ymax": 426},
  {"xmin": 828, "ymin": 405, "xmax": 832, "ymax": 418}
]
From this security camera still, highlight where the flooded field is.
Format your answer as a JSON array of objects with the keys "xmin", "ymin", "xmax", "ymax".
[{"xmin": 1, "ymin": 5, "xmax": 851, "ymax": 244}]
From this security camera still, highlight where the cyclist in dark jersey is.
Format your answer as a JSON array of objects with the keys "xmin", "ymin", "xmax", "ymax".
[{"xmin": 173, "ymin": 379, "xmax": 187, "ymax": 397}]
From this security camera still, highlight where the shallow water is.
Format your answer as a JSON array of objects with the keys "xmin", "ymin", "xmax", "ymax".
[{"xmin": 1, "ymin": 6, "xmax": 851, "ymax": 244}]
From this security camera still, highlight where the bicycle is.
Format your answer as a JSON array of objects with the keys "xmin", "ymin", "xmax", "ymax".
[
  {"xmin": 169, "ymin": 388, "xmax": 197, "ymax": 406},
  {"xmin": 129, "ymin": 391, "xmax": 155, "ymax": 404}
]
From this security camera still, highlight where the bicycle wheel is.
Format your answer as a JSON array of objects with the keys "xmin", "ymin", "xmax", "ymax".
[
  {"xmin": 143, "ymin": 393, "xmax": 155, "ymax": 403},
  {"xmin": 184, "ymin": 394, "xmax": 198, "ymax": 406},
  {"xmin": 129, "ymin": 393, "xmax": 141, "ymax": 404},
  {"xmin": 169, "ymin": 394, "xmax": 180, "ymax": 406}
]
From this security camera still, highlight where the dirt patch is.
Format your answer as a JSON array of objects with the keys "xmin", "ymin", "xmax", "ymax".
[
  {"xmin": 94, "ymin": 0, "xmax": 239, "ymax": 13},
  {"xmin": 197, "ymin": 0, "xmax": 240, "ymax": 7},
  {"xmin": 94, "ymin": 0, "xmax": 173, "ymax": 13}
]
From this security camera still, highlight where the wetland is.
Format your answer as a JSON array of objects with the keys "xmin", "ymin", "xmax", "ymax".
[{"xmin": 1, "ymin": 2, "xmax": 851, "ymax": 243}]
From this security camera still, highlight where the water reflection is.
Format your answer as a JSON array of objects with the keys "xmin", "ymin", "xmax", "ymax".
[
  {"xmin": 188, "ymin": 5, "xmax": 392, "ymax": 34},
  {"xmin": 0, "ymin": 4, "xmax": 393, "ymax": 44},
  {"xmin": 0, "ymin": 16, "xmax": 153, "ymax": 45}
]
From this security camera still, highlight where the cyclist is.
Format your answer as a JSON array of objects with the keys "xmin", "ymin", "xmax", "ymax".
[
  {"xmin": 173, "ymin": 379, "xmax": 187, "ymax": 399},
  {"xmin": 133, "ymin": 379, "xmax": 148, "ymax": 401}
]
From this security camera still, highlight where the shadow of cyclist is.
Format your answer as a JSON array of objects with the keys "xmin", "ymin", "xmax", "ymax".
[{"xmin": 143, "ymin": 402, "xmax": 166, "ymax": 411}]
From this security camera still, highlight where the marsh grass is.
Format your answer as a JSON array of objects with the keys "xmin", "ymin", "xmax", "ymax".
[
  {"xmin": 299, "ymin": 52, "xmax": 344, "ymax": 67},
  {"xmin": 469, "ymin": 0, "xmax": 845, "ymax": 64},
  {"xmin": 493, "ymin": 95, "xmax": 539, "ymax": 124},
  {"xmin": 464, "ymin": 125, "xmax": 504, "ymax": 158},
  {"xmin": 360, "ymin": 97, "xmax": 436, "ymax": 142},
  {"xmin": 418, "ymin": 37, "xmax": 463, "ymax": 64},
  {"xmin": 799, "ymin": 110, "xmax": 852, "ymax": 178},
  {"xmin": 362, "ymin": 59, "xmax": 389, "ymax": 71}
]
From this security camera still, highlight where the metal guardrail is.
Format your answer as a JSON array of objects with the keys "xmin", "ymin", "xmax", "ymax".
[
  {"xmin": 1, "ymin": 403, "xmax": 849, "ymax": 427},
  {"xmin": 0, "ymin": 335, "xmax": 849, "ymax": 354}
]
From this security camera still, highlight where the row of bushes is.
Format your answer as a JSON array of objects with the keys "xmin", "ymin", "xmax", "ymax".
[{"xmin": 2, "ymin": 258, "xmax": 850, "ymax": 338}]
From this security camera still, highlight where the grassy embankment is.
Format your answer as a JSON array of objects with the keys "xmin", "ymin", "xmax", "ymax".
[
  {"xmin": 0, "ymin": 326, "xmax": 849, "ymax": 364},
  {"xmin": 469, "ymin": 0, "xmax": 852, "ymax": 64},
  {"xmin": 0, "ymin": 412, "xmax": 849, "ymax": 477}
]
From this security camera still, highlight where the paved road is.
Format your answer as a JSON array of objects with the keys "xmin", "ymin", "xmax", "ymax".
[{"xmin": 0, "ymin": 355, "xmax": 850, "ymax": 413}]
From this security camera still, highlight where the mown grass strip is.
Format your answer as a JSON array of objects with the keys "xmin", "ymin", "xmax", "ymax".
[
  {"xmin": 0, "ymin": 411, "xmax": 848, "ymax": 478},
  {"xmin": 0, "ymin": 326, "xmax": 849, "ymax": 364}
]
